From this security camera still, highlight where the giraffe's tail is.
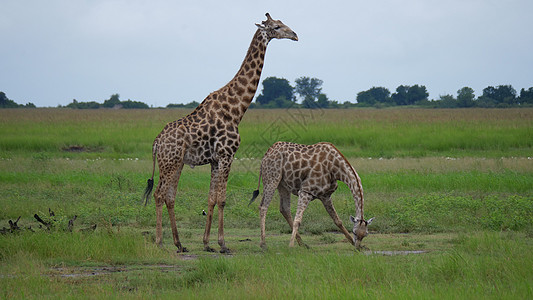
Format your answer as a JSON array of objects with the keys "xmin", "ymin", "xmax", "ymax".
[
  {"xmin": 248, "ymin": 165, "xmax": 262, "ymax": 206},
  {"xmin": 143, "ymin": 142, "xmax": 157, "ymax": 206}
]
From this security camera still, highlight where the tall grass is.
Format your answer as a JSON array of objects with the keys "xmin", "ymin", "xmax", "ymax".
[
  {"xmin": 1, "ymin": 108, "xmax": 532, "ymax": 158},
  {"xmin": 0, "ymin": 230, "xmax": 167, "ymax": 264}
]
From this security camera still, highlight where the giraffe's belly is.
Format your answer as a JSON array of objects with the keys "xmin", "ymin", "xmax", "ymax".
[
  {"xmin": 183, "ymin": 143, "xmax": 214, "ymax": 167},
  {"xmin": 280, "ymin": 180, "xmax": 301, "ymax": 196},
  {"xmin": 281, "ymin": 174, "xmax": 338, "ymax": 199}
]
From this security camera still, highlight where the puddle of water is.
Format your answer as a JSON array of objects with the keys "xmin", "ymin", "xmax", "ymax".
[
  {"xmin": 51, "ymin": 266, "xmax": 124, "ymax": 278},
  {"xmin": 178, "ymin": 254, "xmax": 199, "ymax": 261}
]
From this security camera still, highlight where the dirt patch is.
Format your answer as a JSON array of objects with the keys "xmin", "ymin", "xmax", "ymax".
[
  {"xmin": 62, "ymin": 145, "xmax": 87, "ymax": 152},
  {"xmin": 61, "ymin": 145, "xmax": 103, "ymax": 153},
  {"xmin": 48, "ymin": 264, "xmax": 183, "ymax": 278}
]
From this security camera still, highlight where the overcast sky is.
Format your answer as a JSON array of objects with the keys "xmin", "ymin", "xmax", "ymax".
[{"xmin": 1, "ymin": 0, "xmax": 532, "ymax": 107}]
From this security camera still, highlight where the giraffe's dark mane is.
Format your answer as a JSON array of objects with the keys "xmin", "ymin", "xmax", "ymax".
[
  {"xmin": 191, "ymin": 29, "xmax": 267, "ymax": 125},
  {"xmin": 321, "ymin": 142, "xmax": 365, "ymax": 220}
]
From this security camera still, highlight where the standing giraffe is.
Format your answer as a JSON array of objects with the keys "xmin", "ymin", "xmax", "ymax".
[
  {"xmin": 249, "ymin": 142, "xmax": 374, "ymax": 250},
  {"xmin": 143, "ymin": 14, "xmax": 298, "ymax": 253}
]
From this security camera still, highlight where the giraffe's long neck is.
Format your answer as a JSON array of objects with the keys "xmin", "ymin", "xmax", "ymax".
[
  {"xmin": 210, "ymin": 29, "xmax": 268, "ymax": 124},
  {"xmin": 339, "ymin": 163, "xmax": 365, "ymax": 220}
]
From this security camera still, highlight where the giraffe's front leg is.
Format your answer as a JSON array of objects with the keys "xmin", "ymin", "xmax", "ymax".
[
  {"xmin": 321, "ymin": 196, "xmax": 355, "ymax": 246},
  {"xmin": 215, "ymin": 158, "xmax": 232, "ymax": 254},
  {"xmin": 203, "ymin": 163, "xmax": 218, "ymax": 253},
  {"xmin": 279, "ymin": 187, "xmax": 308, "ymax": 248},
  {"xmin": 290, "ymin": 191, "xmax": 313, "ymax": 247}
]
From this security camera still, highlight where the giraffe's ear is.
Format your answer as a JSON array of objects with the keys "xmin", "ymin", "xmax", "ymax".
[
  {"xmin": 366, "ymin": 217, "xmax": 374, "ymax": 225},
  {"xmin": 350, "ymin": 215, "xmax": 357, "ymax": 224},
  {"xmin": 256, "ymin": 23, "xmax": 265, "ymax": 29}
]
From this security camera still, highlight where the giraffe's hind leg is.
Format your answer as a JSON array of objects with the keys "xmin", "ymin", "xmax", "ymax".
[
  {"xmin": 154, "ymin": 154, "xmax": 187, "ymax": 252},
  {"xmin": 278, "ymin": 186, "xmax": 308, "ymax": 248},
  {"xmin": 258, "ymin": 157, "xmax": 282, "ymax": 249},
  {"xmin": 154, "ymin": 180, "xmax": 164, "ymax": 247},
  {"xmin": 258, "ymin": 182, "xmax": 276, "ymax": 249}
]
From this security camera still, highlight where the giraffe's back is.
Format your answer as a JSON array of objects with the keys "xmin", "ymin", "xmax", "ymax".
[
  {"xmin": 262, "ymin": 142, "xmax": 343, "ymax": 198},
  {"xmin": 155, "ymin": 106, "xmax": 241, "ymax": 168}
]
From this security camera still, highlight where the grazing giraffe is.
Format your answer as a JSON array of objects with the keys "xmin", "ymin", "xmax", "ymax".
[
  {"xmin": 249, "ymin": 142, "xmax": 374, "ymax": 250},
  {"xmin": 143, "ymin": 14, "xmax": 298, "ymax": 253}
]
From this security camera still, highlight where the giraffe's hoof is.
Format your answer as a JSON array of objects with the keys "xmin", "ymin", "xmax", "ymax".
[
  {"xmin": 177, "ymin": 247, "xmax": 189, "ymax": 253},
  {"xmin": 204, "ymin": 246, "xmax": 216, "ymax": 253},
  {"xmin": 356, "ymin": 245, "xmax": 369, "ymax": 252},
  {"xmin": 219, "ymin": 247, "xmax": 231, "ymax": 254}
]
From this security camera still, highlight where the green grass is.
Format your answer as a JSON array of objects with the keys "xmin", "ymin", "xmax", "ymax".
[
  {"xmin": 1, "ymin": 108, "xmax": 532, "ymax": 159},
  {"xmin": 1, "ymin": 232, "xmax": 531, "ymax": 299},
  {"xmin": 1, "ymin": 157, "xmax": 531, "ymax": 233},
  {"xmin": 172, "ymin": 232, "xmax": 533, "ymax": 299},
  {"xmin": 1, "ymin": 108, "xmax": 532, "ymax": 298}
]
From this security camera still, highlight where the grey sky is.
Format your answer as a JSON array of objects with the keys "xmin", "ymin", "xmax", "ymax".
[{"xmin": 1, "ymin": 0, "xmax": 532, "ymax": 107}]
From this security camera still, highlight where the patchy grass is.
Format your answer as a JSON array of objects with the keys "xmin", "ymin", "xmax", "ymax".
[
  {"xmin": 1, "ymin": 231, "xmax": 532, "ymax": 299},
  {"xmin": 1, "ymin": 108, "xmax": 532, "ymax": 298}
]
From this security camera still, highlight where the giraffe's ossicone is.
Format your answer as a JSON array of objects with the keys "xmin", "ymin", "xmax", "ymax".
[
  {"xmin": 250, "ymin": 142, "xmax": 374, "ymax": 250},
  {"xmin": 143, "ymin": 14, "xmax": 297, "ymax": 254}
]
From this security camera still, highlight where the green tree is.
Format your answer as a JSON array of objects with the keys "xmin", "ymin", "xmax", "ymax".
[
  {"xmin": 295, "ymin": 77, "xmax": 323, "ymax": 107},
  {"xmin": 121, "ymin": 99, "xmax": 150, "ymax": 109},
  {"xmin": 256, "ymin": 77, "xmax": 294, "ymax": 106},
  {"xmin": 519, "ymin": 87, "xmax": 533, "ymax": 104},
  {"xmin": 479, "ymin": 85, "xmax": 517, "ymax": 107},
  {"xmin": 407, "ymin": 85, "xmax": 429, "ymax": 105},
  {"xmin": 457, "ymin": 87, "xmax": 475, "ymax": 107},
  {"xmin": 301, "ymin": 96, "xmax": 317, "ymax": 108},
  {"xmin": 391, "ymin": 85, "xmax": 428, "ymax": 105},
  {"xmin": 0, "ymin": 92, "xmax": 21, "ymax": 108},
  {"xmin": 167, "ymin": 101, "xmax": 200, "ymax": 108},
  {"xmin": 103, "ymin": 94, "xmax": 121, "ymax": 108},
  {"xmin": 391, "ymin": 85, "xmax": 409, "ymax": 105},
  {"xmin": 66, "ymin": 99, "xmax": 101, "ymax": 109},
  {"xmin": 316, "ymin": 93, "xmax": 330, "ymax": 108},
  {"xmin": 357, "ymin": 87, "xmax": 391, "ymax": 105},
  {"xmin": 437, "ymin": 94, "xmax": 458, "ymax": 108}
]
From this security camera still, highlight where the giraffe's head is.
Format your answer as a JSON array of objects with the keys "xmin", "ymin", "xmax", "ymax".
[
  {"xmin": 350, "ymin": 216, "xmax": 374, "ymax": 250},
  {"xmin": 256, "ymin": 13, "xmax": 298, "ymax": 42}
]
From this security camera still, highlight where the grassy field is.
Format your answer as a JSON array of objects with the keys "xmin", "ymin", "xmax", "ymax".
[
  {"xmin": 1, "ymin": 108, "xmax": 532, "ymax": 159},
  {"xmin": 1, "ymin": 108, "xmax": 532, "ymax": 299}
]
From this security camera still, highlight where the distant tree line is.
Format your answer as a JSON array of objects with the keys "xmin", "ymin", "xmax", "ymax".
[
  {"xmin": 64, "ymin": 94, "xmax": 149, "ymax": 109},
  {"xmin": 166, "ymin": 101, "xmax": 200, "ymax": 108},
  {"xmin": 3, "ymin": 82, "xmax": 533, "ymax": 109},
  {"xmin": 250, "ymin": 76, "xmax": 341, "ymax": 108},
  {"xmin": 356, "ymin": 85, "xmax": 533, "ymax": 108},
  {"xmin": 251, "ymin": 78, "xmax": 533, "ymax": 109},
  {"xmin": 0, "ymin": 92, "xmax": 36, "ymax": 108}
]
